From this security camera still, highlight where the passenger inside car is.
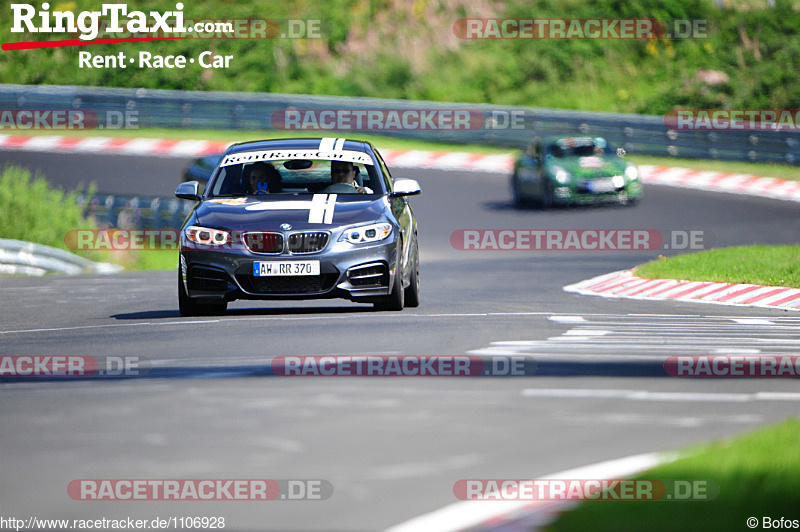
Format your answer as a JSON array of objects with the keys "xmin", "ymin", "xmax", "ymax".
[{"xmin": 244, "ymin": 162, "xmax": 282, "ymax": 194}]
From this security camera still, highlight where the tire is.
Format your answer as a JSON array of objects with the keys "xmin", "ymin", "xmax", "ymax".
[
  {"xmin": 511, "ymin": 174, "xmax": 526, "ymax": 208},
  {"xmin": 374, "ymin": 248, "xmax": 405, "ymax": 311},
  {"xmin": 178, "ymin": 268, "xmax": 227, "ymax": 316},
  {"xmin": 540, "ymin": 179, "xmax": 554, "ymax": 209},
  {"xmin": 404, "ymin": 243, "xmax": 420, "ymax": 308}
]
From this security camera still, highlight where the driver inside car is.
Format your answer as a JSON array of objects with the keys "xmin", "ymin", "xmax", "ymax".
[{"xmin": 323, "ymin": 161, "xmax": 372, "ymax": 194}]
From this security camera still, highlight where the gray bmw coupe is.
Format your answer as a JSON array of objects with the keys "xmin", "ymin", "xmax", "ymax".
[{"xmin": 174, "ymin": 138, "xmax": 421, "ymax": 315}]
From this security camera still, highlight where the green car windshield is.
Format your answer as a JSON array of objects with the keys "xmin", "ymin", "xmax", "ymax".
[{"xmin": 547, "ymin": 138, "xmax": 613, "ymax": 158}]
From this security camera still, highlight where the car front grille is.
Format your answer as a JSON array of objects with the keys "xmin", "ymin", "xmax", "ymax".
[
  {"xmin": 188, "ymin": 266, "xmax": 230, "ymax": 292},
  {"xmin": 576, "ymin": 177, "xmax": 623, "ymax": 194},
  {"xmin": 244, "ymin": 232, "xmax": 284, "ymax": 254},
  {"xmin": 288, "ymin": 232, "xmax": 329, "ymax": 254},
  {"xmin": 237, "ymin": 273, "xmax": 339, "ymax": 294}
]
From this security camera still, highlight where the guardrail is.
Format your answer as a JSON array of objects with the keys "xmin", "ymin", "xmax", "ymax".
[
  {"xmin": 0, "ymin": 238, "xmax": 122, "ymax": 276},
  {"xmin": 79, "ymin": 192, "xmax": 194, "ymax": 230},
  {"xmin": 1, "ymin": 84, "xmax": 799, "ymax": 164}
]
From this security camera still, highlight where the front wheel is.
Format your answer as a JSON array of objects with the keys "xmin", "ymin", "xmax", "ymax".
[
  {"xmin": 511, "ymin": 174, "xmax": 527, "ymax": 208},
  {"xmin": 178, "ymin": 269, "xmax": 227, "ymax": 316},
  {"xmin": 540, "ymin": 179, "xmax": 554, "ymax": 209},
  {"xmin": 404, "ymin": 244, "xmax": 420, "ymax": 308},
  {"xmin": 374, "ymin": 257, "xmax": 405, "ymax": 311}
]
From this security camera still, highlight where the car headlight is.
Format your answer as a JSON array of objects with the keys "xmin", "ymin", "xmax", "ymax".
[
  {"xmin": 184, "ymin": 225, "xmax": 232, "ymax": 246},
  {"xmin": 552, "ymin": 166, "xmax": 571, "ymax": 184},
  {"xmin": 338, "ymin": 223, "xmax": 392, "ymax": 244},
  {"xmin": 625, "ymin": 163, "xmax": 639, "ymax": 181}
]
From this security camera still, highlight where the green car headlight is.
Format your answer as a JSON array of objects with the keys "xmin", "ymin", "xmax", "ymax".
[
  {"xmin": 553, "ymin": 166, "xmax": 571, "ymax": 184},
  {"xmin": 625, "ymin": 163, "xmax": 639, "ymax": 181}
]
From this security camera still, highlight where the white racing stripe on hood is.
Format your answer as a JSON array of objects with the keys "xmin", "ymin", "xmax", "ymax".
[
  {"xmin": 244, "ymin": 201, "xmax": 317, "ymax": 211},
  {"xmin": 308, "ymin": 194, "xmax": 337, "ymax": 224},
  {"xmin": 319, "ymin": 137, "xmax": 346, "ymax": 152}
]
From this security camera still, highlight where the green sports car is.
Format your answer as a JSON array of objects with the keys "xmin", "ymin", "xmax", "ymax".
[{"xmin": 511, "ymin": 136, "xmax": 643, "ymax": 208}]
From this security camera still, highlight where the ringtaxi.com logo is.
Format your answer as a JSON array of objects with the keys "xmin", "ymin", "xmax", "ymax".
[
  {"xmin": 5, "ymin": 4, "xmax": 324, "ymax": 52},
  {"xmin": 66, "ymin": 17, "xmax": 324, "ymax": 41},
  {"xmin": 10, "ymin": 3, "xmax": 189, "ymax": 42}
]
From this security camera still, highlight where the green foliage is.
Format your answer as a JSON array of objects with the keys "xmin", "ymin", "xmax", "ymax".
[
  {"xmin": 0, "ymin": 165, "xmax": 175, "ymax": 270},
  {"xmin": 0, "ymin": 165, "xmax": 94, "ymax": 250},
  {"xmin": 550, "ymin": 418, "xmax": 800, "ymax": 531},
  {"xmin": 1, "ymin": 0, "xmax": 799, "ymax": 113},
  {"xmin": 635, "ymin": 245, "xmax": 800, "ymax": 287}
]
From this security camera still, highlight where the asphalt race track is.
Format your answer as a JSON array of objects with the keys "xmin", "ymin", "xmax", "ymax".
[{"xmin": 2, "ymin": 150, "xmax": 800, "ymax": 531}]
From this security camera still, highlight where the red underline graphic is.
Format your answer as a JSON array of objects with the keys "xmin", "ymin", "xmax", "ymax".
[{"xmin": 2, "ymin": 36, "xmax": 188, "ymax": 51}]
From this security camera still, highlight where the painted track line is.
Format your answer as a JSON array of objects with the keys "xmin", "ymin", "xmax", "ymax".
[
  {"xmin": 385, "ymin": 452, "xmax": 669, "ymax": 532},
  {"xmin": 0, "ymin": 311, "xmax": 555, "ymax": 336}
]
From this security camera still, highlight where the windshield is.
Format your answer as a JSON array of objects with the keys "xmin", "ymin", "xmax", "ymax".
[
  {"xmin": 206, "ymin": 158, "xmax": 381, "ymax": 198},
  {"xmin": 547, "ymin": 138, "xmax": 613, "ymax": 158}
]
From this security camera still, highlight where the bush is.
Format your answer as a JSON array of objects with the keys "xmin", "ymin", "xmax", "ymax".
[{"xmin": 0, "ymin": 165, "xmax": 95, "ymax": 250}]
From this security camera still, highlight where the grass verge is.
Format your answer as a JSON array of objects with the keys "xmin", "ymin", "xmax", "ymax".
[
  {"xmin": 0, "ymin": 165, "xmax": 174, "ymax": 272},
  {"xmin": 548, "ymin": 418, "xmax": 800, "ymax": 532},
  {"xmin": 628, "ymin": 155, "xmax": 800, "ymax": 182},
  {"xmin": 635, "ymin": 245, "xmax": 800, "ymax": 288}
]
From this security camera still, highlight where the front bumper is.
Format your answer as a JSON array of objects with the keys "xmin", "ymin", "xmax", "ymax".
[
  {"xmin": 180, "ymin": 238, "xmax": 398, "ymax": 303},
  {"xmin": 553, "ymin": 181, "xmax": 643, "ymax": 205}
]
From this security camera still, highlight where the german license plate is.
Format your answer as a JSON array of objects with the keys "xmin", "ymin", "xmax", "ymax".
[
  {"xmin": 253, "ymin": 261, "xmax": 320, "ymax": 276},
  {"xmin": 587, "ymin": 178, "xmax": 618, "ymax": 193}
]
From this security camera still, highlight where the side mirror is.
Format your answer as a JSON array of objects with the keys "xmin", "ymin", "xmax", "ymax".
[
  {"xmin": 175, "ymin": 181, "xmax": 201, "ymax": 201},
  {"xmin": 390, "ymin": 178, "xmax": 421, "ymax": 197}
]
